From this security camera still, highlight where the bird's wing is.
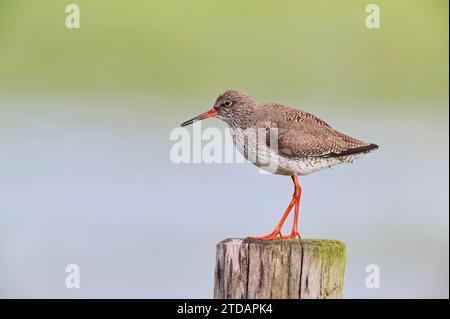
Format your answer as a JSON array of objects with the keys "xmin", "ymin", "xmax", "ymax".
[
  {"xmin": 277, "ymin": 127, "xmax": 373, "ymax": 158},
  {"xmin": 257, "ymin": 105, "xmax": 375, "ymax": 158}
]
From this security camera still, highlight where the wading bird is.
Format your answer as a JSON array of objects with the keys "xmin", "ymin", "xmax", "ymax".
[{"xmin": 180, "ymin": 90, "xmax": 378, "ymax": 240}]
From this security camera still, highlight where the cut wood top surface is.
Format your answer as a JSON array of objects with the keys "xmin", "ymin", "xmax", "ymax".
[{"xmin": 218, "ymin": 238, "xmax": 345, "ymax": 247}]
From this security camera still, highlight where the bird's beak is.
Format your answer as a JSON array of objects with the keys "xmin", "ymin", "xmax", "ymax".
[{"xmin": 180, "ymin": 108, "xmax": 219, "ymax": 127}]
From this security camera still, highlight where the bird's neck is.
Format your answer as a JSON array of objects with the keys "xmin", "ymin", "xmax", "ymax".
[{"xmin": 222, "ymin": 104, "xmax": 256, "ymax": 130}]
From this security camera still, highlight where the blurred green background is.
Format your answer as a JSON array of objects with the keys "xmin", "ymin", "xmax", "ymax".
[
  {"xmin": 0, "ymin": 0, "xmax": 448, "ymax": 104},
  {"xmin": 0, "ymin": 0, "xmax": 448, "ymax": 298}
]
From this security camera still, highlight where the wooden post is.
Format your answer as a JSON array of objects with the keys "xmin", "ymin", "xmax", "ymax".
[{"xmin": 214, "ymin": 238, "xmax": 346, "ymax": 299}]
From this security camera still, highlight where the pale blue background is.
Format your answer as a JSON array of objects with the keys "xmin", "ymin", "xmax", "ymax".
[{"xmin": 0, "ymin": 96, "xmax": 448, "ymax": 298}]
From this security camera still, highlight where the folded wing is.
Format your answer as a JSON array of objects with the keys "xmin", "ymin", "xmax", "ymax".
[{"xmin": 258, "ymin": 104, "xmax": 378, "ymax": 159}]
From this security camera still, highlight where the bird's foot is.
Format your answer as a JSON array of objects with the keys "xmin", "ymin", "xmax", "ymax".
[
  {"xmin": 280, "ymin": 231, "xmax": 301, "ymax": 239},
  {"xmin": 248, "ymin": 229, "xmax": 283, "ymax": 240}
]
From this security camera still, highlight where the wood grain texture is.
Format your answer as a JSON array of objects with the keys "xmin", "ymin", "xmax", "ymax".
[{"xmin": 214, "ymin": 238, "xmax": 346, "ymax": 299}]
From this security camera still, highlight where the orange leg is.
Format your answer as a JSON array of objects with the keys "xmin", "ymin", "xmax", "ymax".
[
  {"xmin": 282, "ymin": 176, "xmax": 302, "ymax": 239},
  {"xmin": 250, "ymin": 176, "xmax": 302, "ymax": 240}
]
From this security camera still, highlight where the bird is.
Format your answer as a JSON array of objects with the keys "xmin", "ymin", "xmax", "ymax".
[{"xmin": 180, "ymin": 90, "xmax": 378, "ymax": 240}]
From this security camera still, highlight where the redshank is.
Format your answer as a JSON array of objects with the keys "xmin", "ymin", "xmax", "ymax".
[{"xmin": 180, "ymin": 90, "xmax": 378, "ymax": 240}]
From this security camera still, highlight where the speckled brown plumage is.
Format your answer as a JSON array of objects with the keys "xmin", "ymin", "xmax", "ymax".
[
  {"xmin": 180, "ymin": 89, "xmax": 379, "ymax": 239},
  {"xmin": 209, "ymin": 90, "xmax": 378, "ymax": 175},
  {"xmin": 257, "ymin": 102, "xmax": 377, "ymax": 159}
]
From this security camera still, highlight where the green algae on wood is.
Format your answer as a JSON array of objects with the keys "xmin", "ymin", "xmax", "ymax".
[{"xmin": 214, "ymin": 238, "xmax": 346, "ymax": 299}]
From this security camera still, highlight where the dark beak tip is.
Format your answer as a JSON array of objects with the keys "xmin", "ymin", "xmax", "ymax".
[{"xmin": 180, "ymin": 120, "xmax": 193, "ymax": 127}]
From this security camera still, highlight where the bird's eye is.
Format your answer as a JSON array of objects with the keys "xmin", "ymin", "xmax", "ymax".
[{"xmin": 223, "ymin": 100, "xmax": 232, "ymax": 107}]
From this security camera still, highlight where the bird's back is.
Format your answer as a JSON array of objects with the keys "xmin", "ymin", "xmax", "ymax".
[{"xmin": 254, "ymin": 103, "xmax": 378, "ymax": 160}]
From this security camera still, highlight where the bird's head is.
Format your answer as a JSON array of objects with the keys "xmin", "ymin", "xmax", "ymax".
[{"xmin": 180, "ymin": 90, "xmax": 255, "ymax": 127}]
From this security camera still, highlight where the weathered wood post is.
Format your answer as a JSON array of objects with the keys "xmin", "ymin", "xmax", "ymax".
[{"xmin": 214, "ymin": 238, "xmax": 346, "ymax": 299}]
